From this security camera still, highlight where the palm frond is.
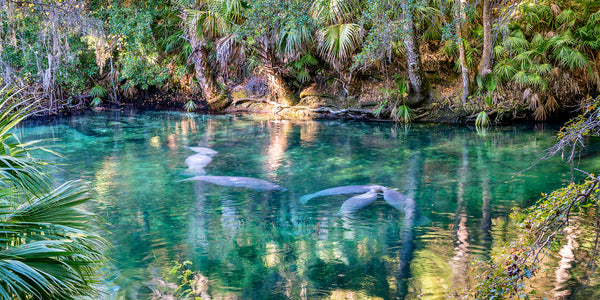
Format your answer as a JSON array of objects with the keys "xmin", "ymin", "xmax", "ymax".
[
  {"xmin": 545, "ymin": 95, "xmax": 559, "ymax": 113},
  {"xmin": 514, "ymin": 50, "xmax": 535, "ymax": 69},
  {"xmin": 317, "ymin": 23, "xmax": 363, "ymax": 69},
  {"xmin": 530, "ymin": 33, "xmax": 546, "ymax": 49},
  {"xmin": 529, "ymin": 63, "xmax": 553, "ymax": 76},
  {"xmin": 556, "ymin": 9, "xmax": 576, "ymax": 27},
  {"xmin": 222, "ymin": 0, "xmax": 246, "ymax": 24},
  {"xmin": 0, "ymin": 88, "xmax": 107, "ymax": 299},
  {"xmin": 588, "ymin": 10, "xmax": 600, "ymax": 25},
  {"xmin": 311, "ymin": 0, "xmax": 359, "ymax": 24},
  {"xmin": 475, "ymin": 111, "xmax": 490, "ymax": 128},
  {"xmin": 278, "ymin": 26, "xmax": 314, "ymax": 60},
  {"xmin": 392, "ymin": 105, "xmax": 415, "ymax": 123},
  {"xmin": 533, "ymin": 101, "xmax": 547, "ymax": 120},
  {"xmin": 503, "ymin": 32, "xmax": 530, "ymax": 51},
  {"xmin": 493, "ymin": 61, "xmax": 518, "ymax": 81},
  {"xmin": 186, "ymin": 8, "xmax": 227, "ymax": 39},
  {"xmin": 554, "ymin": 45, "xmax": 590, "ymax": 70},
  {"xmin": 494, "ymin": 45, "xmax": 507, "ymax": 59}
]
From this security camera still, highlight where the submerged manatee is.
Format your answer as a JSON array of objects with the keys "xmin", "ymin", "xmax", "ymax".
[
  {"xmin": 187, "ymin": 147, "xmax": 218, "ymax": 156},
  {"xmin": 339, "ymin": 189, "xmax": 379, "ymax": 214},
  {"xmin": 182, "ymin": 176, "xmax": 287, "ymax": 191},
  {"xmin": 185, "ymin": 154, "xmax": 213, "ymax": 169},
  {"xmin": 182, "ymin": 167, "xmax": 207, "ymax": 176},
  {"xmin": 383, "ymin": 189, "xmax": 416, "ymax": 218},
  {"xmin": 300, "ymin": 185, "xmax": 385, "ymax": 204},
  {"xmin": 383, "ymin": 189, "xmax": 430, "ymax": 225}
]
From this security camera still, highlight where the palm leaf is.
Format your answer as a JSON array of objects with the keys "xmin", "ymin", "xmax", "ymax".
[
  {"xmin": 588, "ymin": 10, "xmax": 600, "ymax": 25},
  {"xmin": 0, "ymin": 88, "xmax": 107, "ymax": 299},
  {"xmin": 502, "ymin": 33, "xmax": 530, "ymax": 51},
  {"xmin": 317, "ymin": 23, "xmax": 363, "ymax": 69},
  {"xmin": 493, "ymin": 61, "xmax": 518, "ymax": 81},
  {"xmin": 529, "ymin": 63, "xmax": 552, "ymax": 76},
  {"xmin": 311, "ymin": 0, "xmax": 359, "ymax": 24},
  {"xmin": 493, "ymin": 45, "xmax": 507, "ymax": 59},
  {"xmin": 475, "ymin": 111, "xmax": 489, "ymax": 128},
  {"xmin": 278, "ymin": 26, "xmax": 314, "ymax": 60},
  {"xmin": 186, "ymin": 8, "xmax": 226, "ymax": 39},
  {"xmin": 556, "ymin": 9, "xmax": 576, "ymax": 27},
  {"xmin": 554, "ymin": 45, "xmax": 590, "ymax": 69}
]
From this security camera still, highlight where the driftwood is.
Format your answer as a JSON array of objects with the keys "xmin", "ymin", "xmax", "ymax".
[{"xmin": 230, "ymin": 97, "xmax": 375, "ymax": 119}]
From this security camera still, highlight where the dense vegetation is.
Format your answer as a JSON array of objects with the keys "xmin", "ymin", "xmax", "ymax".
[
  {"xmin": 0, "ymin": 0, "xmax": 598, "ymax": 121},
  {"xmin": 1, "ymin": 0, "xmax": 600, "ymax": 298},
  {"xmin": 0, "ymin": 89, "xmax": 106, "ymax": 299}
]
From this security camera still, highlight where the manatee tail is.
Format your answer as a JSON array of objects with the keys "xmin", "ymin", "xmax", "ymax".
[{"xmin": 299, "ymin": 194, "xmax": 315, "ymax": 204}]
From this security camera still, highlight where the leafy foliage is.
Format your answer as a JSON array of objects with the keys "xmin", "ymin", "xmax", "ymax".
[
  {"xmin": 0, "ymin": 88, "xmax": 107, "ymax": 299},
  {"xmin": 473, "ymin": 98, "xmax": 600, "ymax": 299}
]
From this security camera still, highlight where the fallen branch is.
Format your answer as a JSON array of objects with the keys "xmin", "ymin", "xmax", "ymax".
[{"xmin": 230, "ymin": 97, "xmax": 375, "ymax": 118}]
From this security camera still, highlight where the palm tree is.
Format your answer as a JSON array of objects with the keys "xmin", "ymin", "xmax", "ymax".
[
  {"xmin": 312, "ymin": 0, "xmax": 362, "ymax": 70},
  {"xmin": 177, "ymin": 0, "xmax": 245, "ymax": 110},
  {"xmin": 479, "ymin": 0, "xmax": 493, "ymax": 79},
  {"xmin": 0, "ymin": 89, "xmax": 106, "ymax": 299},
  {"xmin": 241, "ymin": 0, "xmax": 316, "ymax": 106},
  {"xmin": 399, "ymin": 0, "xmax": 429, "ymax": 105},
  {"xmin": 454, "ymin": 0, "xmax": 470, "ymax": 104},
  {"xmin": 312, "ymin": 0, "xmax": 363, "ymax": 91}
]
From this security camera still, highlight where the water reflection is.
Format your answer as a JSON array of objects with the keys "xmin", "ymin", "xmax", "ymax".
[
  {"xmin": 552, "ymin": 226, "xmax": 578, "ymax": 299},
  {"xmin": 451, "ymin": 139, "xmax": 470, "ymax": 293},
  {"xmin": 264, "ymin": 120, "xmax": 292, "ymax": 180},
  {"xmin": 15, "ymin": 111, "xmax": 600, "ymax": 299}
]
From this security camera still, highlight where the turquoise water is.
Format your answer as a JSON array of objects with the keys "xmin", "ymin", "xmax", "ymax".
[{"xmin": 15, "ymin": 110, "xmax": 599, "ymax": 299}]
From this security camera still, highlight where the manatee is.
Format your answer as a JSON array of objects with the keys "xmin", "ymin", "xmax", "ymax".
[
  {"xmin": 338, "ymin": 189, "xmax": 379, "ymax": 214},
  {"xmin": 187, "ymin": 147, "xmax": 218, "ymax": 156},
  {"xmin": 182, "ymin": 167, "xmax": 207, "ymax": 176},
  {"xmin": 182, "ymin": 176, "xmax": 287, "ymax": 191},
  {"xmin": 185, "ymin": 154, "xmax": 213, "ymax": 169},
  {"xmin": 383, "ymin": 189, "xmax": 430, "ymax": 225},
  {"xmin": 300, "ymin": 185, "xmax": 385, "ymax": 204}
]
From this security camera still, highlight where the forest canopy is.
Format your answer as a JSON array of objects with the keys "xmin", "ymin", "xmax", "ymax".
[{"xmin": 0, "ymin": 0, "xmax": 598, "ymax": 121}]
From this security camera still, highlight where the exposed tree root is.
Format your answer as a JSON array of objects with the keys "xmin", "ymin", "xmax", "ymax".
[{"xmin": 230, "ymin": 97, "xmax": 376, "ymax": 119}]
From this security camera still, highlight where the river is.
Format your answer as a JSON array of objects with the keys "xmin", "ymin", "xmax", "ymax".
[{"xmin": 16, "ymin": 110, "xmax": 600, "ymax": 299}]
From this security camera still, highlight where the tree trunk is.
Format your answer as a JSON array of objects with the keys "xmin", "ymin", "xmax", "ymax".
[
  {"xmin": 455, "ymin": 0, "xmax": 470, "ymax": 105},
  {"xmin": 184, "ymin": 10, "xmax": 228, "ymax": 110},
  {"xmin": 265, "ymin": 69, "xmax": 298, "ymax": 106},
  {"xmin": 400, "ymin": 0, "xmax": 429, "ymax": 106},
  {"xmin": 258, "ymin": 37, "xmax": 298, "ymax": 106},
  {"xmin": 189, "ymin": 42, "xmax": 229, "ymax": 110},
  {"xmin": 479, "ymin": 0, "xmax": 493, "ymax": 79}
]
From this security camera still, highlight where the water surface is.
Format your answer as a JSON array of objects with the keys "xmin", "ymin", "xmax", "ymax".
[{"xmin": 16, "ymin": 110, "xmax": 600, "ymax": 299}]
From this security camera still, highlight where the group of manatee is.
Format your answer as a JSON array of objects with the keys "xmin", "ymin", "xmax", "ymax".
[
  {"xmin": 181, "ymin": 147, "xmax": 288, "ymax": 191},
  {"xmin": 180, "ymin": 147, "xmax": 423, "ymax": 219}
]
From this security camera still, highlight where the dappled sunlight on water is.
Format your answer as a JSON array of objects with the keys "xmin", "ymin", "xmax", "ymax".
[{"xmin": 15, "ymin": 110, "xmax": 600, "ymax": 299}]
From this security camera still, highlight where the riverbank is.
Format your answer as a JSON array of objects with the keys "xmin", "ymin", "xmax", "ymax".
[{"xmin": 88, "ymin": 75, "xmax": 575, "ymax": 125}]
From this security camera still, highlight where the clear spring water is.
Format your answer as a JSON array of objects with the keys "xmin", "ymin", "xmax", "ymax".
[{"xmin": 15, "ymin": 110, "xmax": 600, "ymax": 299}]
